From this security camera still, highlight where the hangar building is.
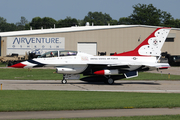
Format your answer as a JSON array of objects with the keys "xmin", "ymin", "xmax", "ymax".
[{"xmin": 0, "ymin": 25, "xmax": 179, "ymax": 58}]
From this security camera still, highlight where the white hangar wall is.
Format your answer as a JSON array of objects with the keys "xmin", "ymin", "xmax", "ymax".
[{"xmin": 0, "ymin": 25, "xmax": 179, "ymax": 56}]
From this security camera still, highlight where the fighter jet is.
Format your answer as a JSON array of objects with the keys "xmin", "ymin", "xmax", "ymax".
[{"xmin": 9, "ymin": 27, "xmax": 171, "ymax": 84}]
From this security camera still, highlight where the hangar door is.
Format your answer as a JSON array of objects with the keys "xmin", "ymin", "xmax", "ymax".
[{"xmin": 77, "ymin": 42, "xmax": 97, "ymax": 55}]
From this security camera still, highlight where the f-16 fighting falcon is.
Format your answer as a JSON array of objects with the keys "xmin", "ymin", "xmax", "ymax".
[{"xmin": 9, "ymin": 27, "xmax": 171, "ymax": 85}]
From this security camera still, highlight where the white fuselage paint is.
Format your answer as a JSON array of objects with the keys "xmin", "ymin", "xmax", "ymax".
[{"xmin": 22, "ymin": 52, "xmax": 159, "ymax": 74}]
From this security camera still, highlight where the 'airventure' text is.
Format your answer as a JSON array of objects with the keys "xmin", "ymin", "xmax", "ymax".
[{"xmin": 13, "ymin": 37, "xmax": 61, "ymax": 44}]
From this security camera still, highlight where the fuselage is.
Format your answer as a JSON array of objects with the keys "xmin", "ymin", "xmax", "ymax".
[{"xmin": 17, "ymin": 51, "xmax": 158, "ymax": 74}]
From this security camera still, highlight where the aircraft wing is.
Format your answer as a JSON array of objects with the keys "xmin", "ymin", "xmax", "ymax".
[
  {"xmin": 87, "ymin": 61, "xmax": 170, "ymax": 73},
  {"xmin": 87, "ymin": 61, "xmax": 142, "ymax": 73}
]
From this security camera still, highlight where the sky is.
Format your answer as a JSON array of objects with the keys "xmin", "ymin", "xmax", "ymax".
[{"xmin": 0, "ymin": 0, "xmax": 179, "ymax": 23}]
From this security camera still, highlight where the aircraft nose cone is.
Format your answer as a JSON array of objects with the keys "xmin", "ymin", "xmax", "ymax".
[{"xmin": 8, "ymin": 63, "xmax": 26, "ymax": 68}]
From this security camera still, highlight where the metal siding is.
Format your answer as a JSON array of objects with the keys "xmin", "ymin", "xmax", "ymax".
[{"xmin": 162, "ymin": 29, "xmax": 180, "ymax": 55}]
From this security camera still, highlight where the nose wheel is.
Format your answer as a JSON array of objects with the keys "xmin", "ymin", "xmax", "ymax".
[
  {"xmin": 61, "ymin": 74, "xmax": 67, "ymax": 84},
  {"xmin": 61, "ymin": 79, "xmax": 67, "ymax": 84}
]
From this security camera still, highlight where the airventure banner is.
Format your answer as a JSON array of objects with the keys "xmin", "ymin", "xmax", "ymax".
[{"xmin": 7, "ymin": 37, "xmax": 65, "ymax": 55}]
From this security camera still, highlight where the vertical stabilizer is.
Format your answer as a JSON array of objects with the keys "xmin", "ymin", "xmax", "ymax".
[{"xmin": 113, "ymin": 27, "xmax": 171, "ymax": 56}]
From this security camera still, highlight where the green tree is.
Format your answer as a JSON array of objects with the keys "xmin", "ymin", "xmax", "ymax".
[
  {"xmin": 24, "ymin": 24, "xmax": 30, "ymax": 30},
  {"xmin": 77, "ymin": 19, "xmax": 84, "ymax": 26},
  {"xmin": 29, "ymin": 17, "xmax": 57, "ymax": 29},
  {"xmin": 83, "ymin": 12, "xmax": 113, "ymax": 25},
  {"xmin": 173, "ymin": 19, "xmax": 180, "ymax": 28},
  {"xmin": 0, "ymin": 17, "xmax": 7, "ymax": 32},
  {"xmin": 129, "ymin": 3, "xmax": 173, "ymax": 26},
  {"xmin": 164, "ymin": 18, "xmax": 180, "ymax": 28},
  {"xmin": 129, "ymin": 4, "xmax": 161, "ymax": 25},
  {"xmin": 109, "ymin": 19, "xmax": 118, "ymax": 25},
  {"xmin": 160, "ymin": 11, "xmax": 173, "ymax": 25},
  {"xmin": 42, "ymin": 17, "xmax": 57, "ymax": 29},
  {"xmin": 0, "ymin": 17, "xmax": 6, "ymax": 23},
  {"xmin": 6, "ymin": 23, "xmax": 17, "ymax": 31},
  {"xmin": 30, "ymin": 17, "xmax": 43, "ymax": 29},
  {"xmin": 16, "ymin": 16, "xmax": 28, "ymax": 26},
  {"xmin": 57, "ymin": 17, "xmax": 78, "ymax": 28},
  {"xmin": 118, "ymin": 17, "xmax": 132, "ymax": 25},
  {"xmin": 16, "ymin": 16, "xmax": 29, "ymax": 30},
  {"xmin": 0, "ymin": 17, "xmax": 17, "ymax": 32}
]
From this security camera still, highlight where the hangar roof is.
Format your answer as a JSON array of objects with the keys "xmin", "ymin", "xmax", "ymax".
[{"xmin": 0, "ymin": 25, "xmax": 177, "ymax": 37}]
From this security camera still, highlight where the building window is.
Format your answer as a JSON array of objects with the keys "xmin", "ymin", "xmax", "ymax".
[{"xmin": 165, "ymin": 38, "xmax": 174, "ymax": 42}]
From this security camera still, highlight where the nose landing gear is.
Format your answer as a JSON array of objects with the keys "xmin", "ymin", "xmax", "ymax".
[{"xmin": 61, "ymin": 79, "xmax": 67, "ymax": 84}]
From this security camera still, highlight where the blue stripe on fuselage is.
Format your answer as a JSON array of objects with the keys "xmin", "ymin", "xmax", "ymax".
[{"xmin": 28, "ymin": 59, "xmax": 46, "ymax": 67}]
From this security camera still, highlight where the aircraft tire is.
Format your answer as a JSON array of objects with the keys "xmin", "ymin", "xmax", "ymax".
[
  {"xmin": 62, "ymin": 79, "xmax": 67, "ymax": 84},
  {"xmin": 106, "ymin": 78, "xmax": 114, "ymax": 85}
]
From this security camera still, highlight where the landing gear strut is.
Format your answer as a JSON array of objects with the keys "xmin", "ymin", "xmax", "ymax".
[{"xmin": 61, "ymin": 75, "xmax": 67, "ymax": 84}]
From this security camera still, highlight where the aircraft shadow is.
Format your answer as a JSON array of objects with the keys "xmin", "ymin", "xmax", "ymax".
[
  {"xmin": 71, "ymin": 80, "xmax": 161, "ymax": 86},
  {"xmin": 11, "ymin": 82, "xmax": 62, "ymax": 84},
  {"xmin": 118, "ymin": 81, "xmax": 160, "ymax": 85}
]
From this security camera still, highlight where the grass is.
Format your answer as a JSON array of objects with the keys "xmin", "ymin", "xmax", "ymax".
[
  {"xmin": 0, "ymin": 68, "xmax": 180, "ymax": 80},
  {"xmin": 20, "ymin": 115, "xmax": 180, "ymax": 120},
  {"xmin": 0, "ymin": 62, "xmax": 7, "ymax": 67},
  {"xmin": 0, "ymin": 68, "xmax": 63, "ymax": 80},
  {"xmin": 1, "ymin": 90, "xmax": 180, "ymax": 112}
]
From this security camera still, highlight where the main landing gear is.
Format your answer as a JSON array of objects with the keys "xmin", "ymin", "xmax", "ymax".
[
  {"xmin": 104, "ymin": 76, "xmax": 114, "ymax": 85},
  {"xmin": 61, "ymin": 74, "xmax": 115, "ymax": 85}
]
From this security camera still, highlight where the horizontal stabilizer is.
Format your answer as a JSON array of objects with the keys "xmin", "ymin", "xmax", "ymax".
[{"xmin": 124, "ymin": 71, "xmax": 138, "ymax": 78}]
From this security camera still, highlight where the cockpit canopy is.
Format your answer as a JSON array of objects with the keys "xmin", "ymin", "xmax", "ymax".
[{"xmin": 38, "ymin": 50, "xmax": 77, "ymax": 58}]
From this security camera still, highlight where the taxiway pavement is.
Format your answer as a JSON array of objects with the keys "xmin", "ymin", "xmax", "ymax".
[
  {"xmin": 0, "ymin": 80, "xmax": 180, "ymax": 93},
  {"xmin": 1, "ymin": 108, "xmax": 180, "ymax": 120}
]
